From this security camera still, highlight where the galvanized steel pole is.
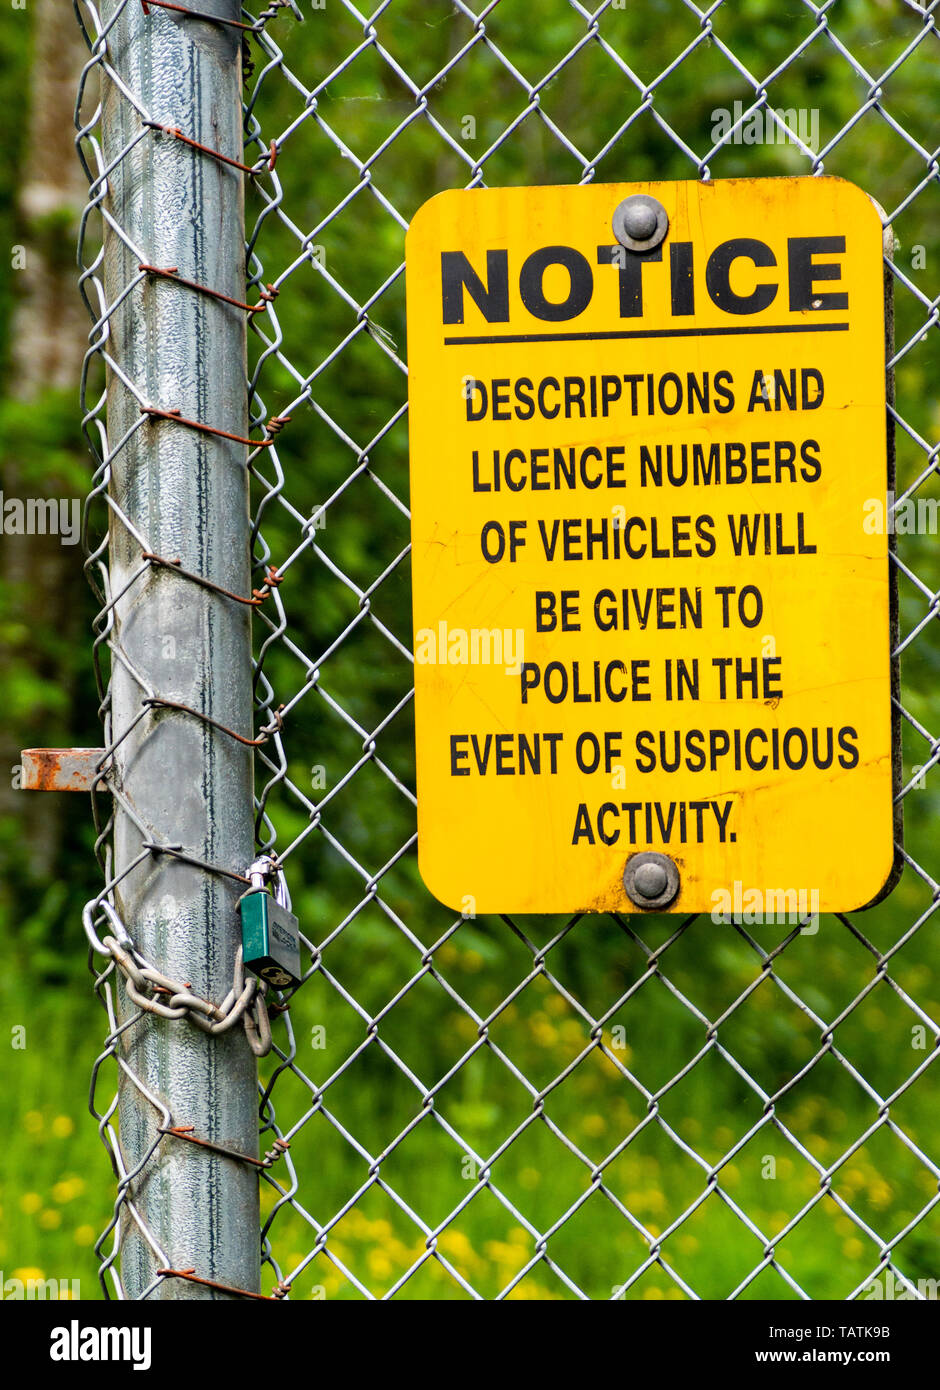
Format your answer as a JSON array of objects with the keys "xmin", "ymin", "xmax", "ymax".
[{"xmin": 100, "ymin": 0, "xmax": 259, "ymax": 1298}]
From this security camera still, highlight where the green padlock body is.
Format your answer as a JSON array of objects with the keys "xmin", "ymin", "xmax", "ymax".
[{"xmin": 239, "ymin": 888, "xmax": 302, "ymax": 989}]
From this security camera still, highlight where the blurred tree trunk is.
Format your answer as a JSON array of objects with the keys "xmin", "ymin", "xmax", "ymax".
[
  {"xmin": 12, "ymin": 0, "xmax": 88, "ymax": 395},
  {"xmin": 0, "ymin": 0, "xmax": 89, "ymax": 886}
]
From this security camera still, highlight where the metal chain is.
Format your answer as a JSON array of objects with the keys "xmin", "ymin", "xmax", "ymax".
[
  {"xmin": 102, "ymin": 936, "xmax": 272, "ymax": 1056},
  {"xmin": 81, "ymin": 849, "xmax": 289, "ymax": 1057}
]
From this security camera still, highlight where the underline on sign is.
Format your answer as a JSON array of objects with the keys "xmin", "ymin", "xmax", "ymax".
[{"xmin": 443, "ymin": 323, "xmax": 851, "ymax": 345}]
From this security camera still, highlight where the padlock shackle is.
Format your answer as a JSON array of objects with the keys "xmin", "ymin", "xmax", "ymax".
[
  {"xmin": 273, "ymin": 871, "xmax": 291, "ymax": 913},
  {"xmin": 244, "ymin": 855, "xmax": 291, "ymax": 911}
]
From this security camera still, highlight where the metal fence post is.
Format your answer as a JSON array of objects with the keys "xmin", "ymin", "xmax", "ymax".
[{"xmin": 98, "ymin": 0, "xmax": 259, "ymax": 1298}]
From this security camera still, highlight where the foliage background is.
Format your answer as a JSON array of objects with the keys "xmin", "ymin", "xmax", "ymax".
[{"xmin": 0, "ymin": 0, "xmax": 937, "ymax": 1300}]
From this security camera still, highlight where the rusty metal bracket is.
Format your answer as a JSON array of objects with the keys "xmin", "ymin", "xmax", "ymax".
[{"xmin": 20, "ymin": 748, "xmax": 109, "ymax": 792}]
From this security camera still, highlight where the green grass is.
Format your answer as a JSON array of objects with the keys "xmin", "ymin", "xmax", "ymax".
[
  {"xmin": 4, "ymin": 899, "xmax": 937, "ymax": 1301},
  {"xmin": 249, "ymin": 890, "xmax": 940, "ymax": 1300},
  {"xmin": 0, "ymin": 985, "xmax": 114, "ymax": 1299}
]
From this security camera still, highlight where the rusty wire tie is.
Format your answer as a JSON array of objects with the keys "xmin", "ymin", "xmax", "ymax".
[
  {"xmin": 138, "ymin": 264, "xmax": 278, "ymax": 315},
  {"xmin": 140, "ymin": 0, "xmax": 258, "ymax": 33},
  {"xmin": 143, "ymin": 695, "xmax": 282, "ymax": 748},
  {"xmin": 155, "ymin": 1267, "xmax": 291, "ymax": 1300},
  {"xmin": 161, "ymin": 1124, "xmax": 290, "ymax": 1170},
  {"xmin": 140, "ymin": 0, "xmax": 299, "ymax": 33},
  {"xmin": 143, "ymin": 119, "xmax": 277, "ymax": 175},
  {"xmin": 143, "ymin": 551, "xmax": 283, "ymax": 607},
  {"xmin": 140, "ymin": 405, "xmax": 290, "ymax": 449}
]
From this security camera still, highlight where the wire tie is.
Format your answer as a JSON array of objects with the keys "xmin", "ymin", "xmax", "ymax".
[
  {"xmin": 143, "ymin": 696, "xmax": 270, "ymax": 747},
  {"xmin": 143, "ymin": 551, "xmax": 283, "ymax": 607},
  {"xmin": 139, "ymin": 264, "xmax": 278, "ymax": 314},
  {"xmin": 162, "ymin": 1124, "xmax": 276, "ymax": 1169},
  {"xmin": 143, "ymin": 120, "xmax": 272, "ymax": 177},
  {"xmin": 140, "ymin": 405, "xmax": 289, "ymax": 449},
  {"xmin": 140, "ymin": 0, "xmax": 259, "ymax": 33},
  {"xmin": 155, "ymin": 1268, "xmax": 285, "ymax": 1300}
]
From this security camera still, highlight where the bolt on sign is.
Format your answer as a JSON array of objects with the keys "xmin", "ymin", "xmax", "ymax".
[{"xmin": 405, "ymin": 177, "xmax": 899, "ymax": 916}]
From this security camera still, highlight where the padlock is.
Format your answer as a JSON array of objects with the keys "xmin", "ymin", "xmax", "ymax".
[{"xmin": 238, "ymin": 857, "xmax": 302, "ymax": 990}]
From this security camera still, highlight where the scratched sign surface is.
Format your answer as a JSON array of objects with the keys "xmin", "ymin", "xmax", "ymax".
[{"xmin": 405, "ymin": 177, "xmax": 896, "ymax": 915}]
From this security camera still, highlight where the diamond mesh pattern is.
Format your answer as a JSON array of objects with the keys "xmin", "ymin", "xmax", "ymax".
[{"xmin": 77, "ymin": 0, "xmax": 940, "ymax": 1299}]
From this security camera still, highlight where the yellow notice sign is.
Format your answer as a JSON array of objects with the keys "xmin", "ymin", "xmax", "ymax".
[{"xmin": 406, "ymin": 177, "xmax": 897, "ymax": 916}]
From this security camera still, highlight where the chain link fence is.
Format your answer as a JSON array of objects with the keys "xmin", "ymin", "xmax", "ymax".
[{"xmin": 74, "ymin": 0, "xmax": 939, "ymax": 1299}]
